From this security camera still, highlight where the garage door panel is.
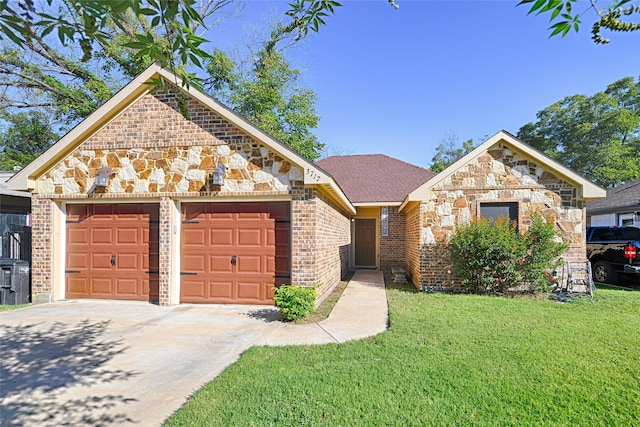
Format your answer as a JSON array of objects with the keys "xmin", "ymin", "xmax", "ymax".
[
  {"xmin": 91, "ymin": 228, "xmax": 113, "ymax": 244},
  {"xmin": 66, "ymin": 204, "xmax": 159, "ymax": 301},
  {"xmin": 237, "ymin": 255, "xmax": 262, "ymax": 273},
  {"xmin": 209, "ymin": 281, "xmax": 233, "ymax": 299},
  {"xmin": 237, "ymin": 281, "xmax": 261, "ymax": 300},
  {"xmin": 91, "ymin": 277, "xmax": 114, "ymax": 295},
  {"xmin": 180, "ymin": 202, "xmax": 290, "ymax": 305},
  {"xmin": 91, "ymin": 253, "xmax": 114, "ymax": 269},
  {"xmin": 67, "ymin": 277, "xmax": 88, "ymax": 295},
  {"xmin": 117, "ymin": 253, "xmax": 139, "ymax": 270},
  {"xmin": 183, "ymin": 254, "xmax": 206, "ymax": 273},
  {"xmin": 210, "ymin": 255, "xmax": 232, "ymax": 273},
  {"xmin": 68, "ymin": 228, "xmax": 88, "ymax": 244},
  {"xmin": 181, "ymin": 280, "xmax": 207, "ymax": 299},
  {"xmin": 116, "ymin": 278, "xmax": 139, "ymax": 295},
  {"xmin": 116, "ymin": 228, "xmax": 140, "ymax": 244},
  {"xmin": 183, "ymin": 229, "xmax": 206, "ymax": 246},
  {"xmin": 210, "ymin": 228, "xmax": 233, "ymax": 246},
  {"xmin": 67, "ymin": 253, "xmax": 89, "ymax": 270},
  {"xmin": 237, "ymin": 229, "xmax": 262, "ymax": 247}
]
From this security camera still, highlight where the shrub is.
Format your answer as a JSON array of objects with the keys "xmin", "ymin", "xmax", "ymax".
[
  {"xmin": 449, "ymin": 212, "xmax": 566, "ymax": 294},
  {"xmin": 521, "ymin": 213, "xmax": 568, "ymax": 292},
  {"xmin": 273, "ymin": 284, "xmax": 317, "ymax": 321},
  {"xmin": 450, "ymin": 217, "xmax": 526, "ymax": 293}
]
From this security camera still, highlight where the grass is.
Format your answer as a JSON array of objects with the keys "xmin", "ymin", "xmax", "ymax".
[
  {"xmin": 296, "ymin": 271, "xmax": 353, "ymax": 324},
  {"xmin": 166, "ymin": 283, "xmax": 640, "ymax": 426},
  {"xmin": 0, "ymin": 303, "xmax": 30, "ymax": 312}
]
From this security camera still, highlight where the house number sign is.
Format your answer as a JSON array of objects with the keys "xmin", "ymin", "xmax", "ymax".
[{"xmin": 381, "ymin": 206, "xmax": 389, "ymax": 237}]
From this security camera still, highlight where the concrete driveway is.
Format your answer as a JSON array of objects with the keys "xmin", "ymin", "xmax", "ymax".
[
  {"xmin": 0, "ymin": 300, "xmax": 284, "ymax": 426},
  {"xmin": 0, "ymin": 270, "xmax": 388, "ymax": 426}
]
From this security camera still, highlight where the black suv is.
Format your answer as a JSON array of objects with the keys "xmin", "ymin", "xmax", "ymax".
[{"xmin": 586, "ymin": 226, "xmax": 640, "ymax": 284}]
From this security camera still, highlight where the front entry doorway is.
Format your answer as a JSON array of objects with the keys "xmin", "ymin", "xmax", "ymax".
[{"xmin": 354, "ymin": 218, "xmax": 376, "ymax": 267}]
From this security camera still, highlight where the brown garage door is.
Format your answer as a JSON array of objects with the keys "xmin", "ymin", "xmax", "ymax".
[
  {"xmin": 66, "ymin": 204, "xmax": 159, "ymax": 301},
  {"xmin": 181, "ymin": 202, "xmax": 290, "ymax": 304}
]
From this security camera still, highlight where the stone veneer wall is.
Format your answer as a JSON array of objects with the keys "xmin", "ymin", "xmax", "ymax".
[
  {"xmin": 38, "ymin": 92, "xmax": 302, "ymax": 197},
  {"xmin": 379, "ymin": 207, "xmax": 406, "ymax": 269},
  {"xmin": 418, "ymin": 143, "xmax": 586, "ymax": 289},
  {"xmin": 291, "ymin": 186, "xmax": 351, "ymax": 303}
]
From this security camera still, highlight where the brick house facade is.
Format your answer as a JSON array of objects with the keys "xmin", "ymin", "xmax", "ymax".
[
  {"xmin": 8, "ymin": 65, "xmax": 605, "ymax": 305},
  {"xmin": 9, "ymin": 65, "xmax": 355, "ymax": 305}
]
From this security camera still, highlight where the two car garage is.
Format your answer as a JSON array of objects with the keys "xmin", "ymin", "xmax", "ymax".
[{"xmin": 65, "ymin": 202, "xmax": 291, "ymax": 305}]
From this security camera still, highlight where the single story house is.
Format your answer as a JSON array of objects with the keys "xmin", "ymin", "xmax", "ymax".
[
  {"xmin": 7, "ymin": 64, "xmax": 606, "ymax": 305},
  {"xmin": 587, "ymin": 179, "xmax": 640, "ymax": 228}
]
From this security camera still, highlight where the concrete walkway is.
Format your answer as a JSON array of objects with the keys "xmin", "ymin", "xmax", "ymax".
[
  {"xmin": 260, "ymin": 269, "xmax": 389, "ymax": 345},
  {"xmin": 0, "ymin": 270, "xmax": 388, "ymax": 426}
]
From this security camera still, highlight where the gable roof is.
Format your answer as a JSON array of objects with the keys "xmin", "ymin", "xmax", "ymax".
[
  {"xmin": 7, "ymin": 63, "xmax": 354, "ymax": 214},
  {"xmin": 400, "ymin": 130, "xmax": 606, "ymax": 211},
  {"xmin": 316, "ymin": 154, "xmax": 436, "ymax": 205},
  {"xmin": 586, "ymin": 178, "xmax": 640, "ymax": 213}
]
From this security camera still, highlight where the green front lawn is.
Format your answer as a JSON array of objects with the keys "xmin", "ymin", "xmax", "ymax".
[
  {"xmin": 0, "ymin": 303, "xmax": 30, "ymax": 312},
  {"xmin": 166, "ymin": 286, "xmax": 640, "ymax": 426}
]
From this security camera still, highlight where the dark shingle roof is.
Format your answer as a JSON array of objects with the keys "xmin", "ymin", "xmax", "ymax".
[
  {"xmin": 586, "ymin": 178, "xmax": 640, "ymax": 212},
  {"xmin": 316, "ymin": 154, "xmax": 436, "ymax": 204}
]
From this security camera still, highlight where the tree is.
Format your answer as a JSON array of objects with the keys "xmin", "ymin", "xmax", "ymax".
[
  {"xmin": 0, "ymin": 111, "xmax": 58, "ymax": 169},
  {"xmin": 517, "ymin": 77, "xmax": 640, "ymax": 188},
  {"xmin": 428, "ymin": 131, "xmax": 475, "ymax": 173},
  {"xmin": 0, "ymin": 1, "xmax": 350, "ymax": 166},
  {"xmin": 518, "ymin": 0, "xmax": 640, "ymax": 43},
  {"xmin": 206, "ymin": 48, "xmax": 324, "ymax": 160}
]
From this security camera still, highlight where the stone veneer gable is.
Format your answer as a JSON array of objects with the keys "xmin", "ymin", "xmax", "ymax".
[
  {"xmin": 37, "ymin": 91, "xmax": 303, "ymax": 197},
  {"xmin": 415, "ymin": 143, "xmax": 587, "ymax": 289}
]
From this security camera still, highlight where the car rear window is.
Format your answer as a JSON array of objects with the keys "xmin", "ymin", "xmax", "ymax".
[{"xmin": 624, "ymin": 228, "xmax": 640, "ymax": 240}]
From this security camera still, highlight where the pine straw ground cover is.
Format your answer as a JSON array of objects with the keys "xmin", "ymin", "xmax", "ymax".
[{"xmin": 166, "ymin": 284, "xmax": 640, "ymax": 426}]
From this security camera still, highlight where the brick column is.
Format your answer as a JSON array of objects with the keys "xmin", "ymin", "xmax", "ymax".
[
  {"xmin": 30, "ymin": 195, "xmax": 54, "ymax": 303},
  {"xmin": 158, "ymin": 197, "xmax": 172, "ymax": 305}
]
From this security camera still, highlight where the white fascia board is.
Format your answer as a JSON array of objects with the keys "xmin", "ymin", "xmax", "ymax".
[
  {"xmin": 404, "ymin": 130, "xmax": 606, "ymax": 205},
  {"xmin": 7, "ymin": 64, "xmax": 162, "ymax": 191}
]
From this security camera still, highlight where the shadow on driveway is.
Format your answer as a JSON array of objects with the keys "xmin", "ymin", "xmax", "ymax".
[{"xmin": 0, "ymin": 320, "xmax": 137, "ymax": 426}]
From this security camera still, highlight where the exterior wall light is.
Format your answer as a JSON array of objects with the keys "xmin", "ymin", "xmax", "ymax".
[
  {"xmin": 95, "ymin": 167, "xmax": 113, "ymax": 188},
  {"xmin": 212, "ymin": 163, "xmax": 226, "ymax": 186}
]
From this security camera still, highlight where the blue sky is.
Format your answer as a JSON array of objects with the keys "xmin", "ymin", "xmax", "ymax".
[{"xmin": 210, "ymin": 1, "xmax": 640, "ymax": 167}]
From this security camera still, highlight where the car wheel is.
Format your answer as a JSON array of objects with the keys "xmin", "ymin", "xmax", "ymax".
[{"xmin": 593, "ymin": 261, "xmax": 618, "ymax": 284}]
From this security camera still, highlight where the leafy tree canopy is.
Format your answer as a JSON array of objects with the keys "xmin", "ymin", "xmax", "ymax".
[
  {"xmin": 429, "ymin": 131, "xmax": 475, "ymax": 173},
  {"xmin": 206, "ymin": 47, "xmax": 324, "ymax": 160},
  {"xmin": 0, "ymin": 111, "xmax": 58, "ymax": 169},
  {"xmin": 517, "ymin": 76, "xmax": 640, "ymax": 188},
  {"xmin": 518, "ymin": 0, "xmax": 640, "ymax": 43},
  {"xmin": 0, "ymin": 0, "xmax": 364, "ymax": 166}
]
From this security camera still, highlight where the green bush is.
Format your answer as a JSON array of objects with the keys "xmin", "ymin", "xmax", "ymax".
[
  {"xmin": 449, "ymin": 212, "xmax": 567, "ymax": 294},
  {"xmin": 273, "ymin": 284, "xmax": 317, "ymax": 321},
  {"xmin": 522, "ymin": 214, "xmax": 568, "ymax": 292}
]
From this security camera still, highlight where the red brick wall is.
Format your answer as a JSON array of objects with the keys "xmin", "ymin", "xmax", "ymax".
[
  {"xmin": 404, "ymin": 204, "xmax": 422, "ymax": 288},
  {"xmin": 29, "ymin": 196, "xmax": 54, "ymax": 302},
  {"xmin": 380, "ymin": 207, "xmax": 406, "ymax": 269},
  {"xmin": 291, "ymin": 185, "xmax": 351, "ymax": 302}
]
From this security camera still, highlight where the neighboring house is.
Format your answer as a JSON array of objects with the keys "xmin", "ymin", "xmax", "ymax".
[
  {"xmin": 0, "ymin": 170, "xmax": 31, "ymax": 260},
  {"xmin": 587, "ymin": 179, "xmax": 640, "ymax": 228},
  {"xmin": 7, "ymin": 64, "xmax": 606, "ymax": 305}
]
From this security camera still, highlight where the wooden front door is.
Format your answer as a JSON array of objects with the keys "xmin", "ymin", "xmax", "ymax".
[
  {"xmin": 354, "ymin": 219, "xmax": 376, "ymax": 267},
  {"xmin": 180, "ymin": 202, "xmax": 290, "ymax": 304},
  {"xmin": 66, "ymin": 204, "xmax": 159, "ymax": 301}
]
